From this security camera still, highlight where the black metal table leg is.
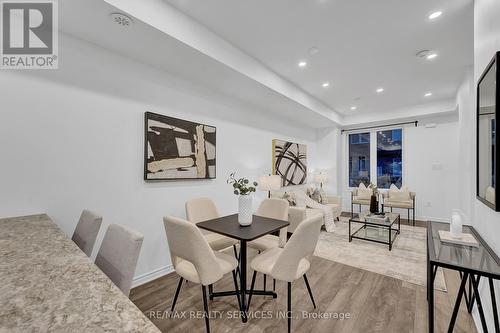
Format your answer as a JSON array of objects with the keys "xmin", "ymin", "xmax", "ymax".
[
  {"xmin": 428, "ymin": 258, "xmax": 434, "ymax": 332},
  {"xmin": 471, "ymin": 274, "xmax": 489, "ymax": 333},
  {"xmin": 489, "ymin": 277, "xmax": 500, "ymax": 333},
  {"xmin": 448, "ymin": 272, "xmax": 468, "ymax": 332},
  {"xmin": 240, "ymin": 240, "xmax": 248, "ymax": 322}
]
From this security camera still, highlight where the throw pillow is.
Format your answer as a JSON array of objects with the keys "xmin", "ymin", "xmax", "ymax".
[
  {"xmin": 357, "ymin": 183, "xmax": 372, "ymax": 200},
  {"xmin": 388, "ymin": 184, "xmax": 410, "ymax": 201},
  {"xmin": 307, "ymin": 187, "xmax": 324, "ymax": 204}
]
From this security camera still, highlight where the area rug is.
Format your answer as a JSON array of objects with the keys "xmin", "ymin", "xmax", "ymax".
[{"xmin": 314, "ymin": 221, "xmax": 447, "ymax": 292}]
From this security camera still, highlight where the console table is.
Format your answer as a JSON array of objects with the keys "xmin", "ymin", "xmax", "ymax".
[{"xmin": 427, "ymin": 221, "xmax": 500, "ymax": 333}]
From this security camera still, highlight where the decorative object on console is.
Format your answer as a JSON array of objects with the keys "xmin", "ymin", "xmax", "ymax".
[
  {"xmin": 258, "ymin": 174, "xmax": 281, "ymax": 198},
  {"xmin": 144, "ymin": 112, "xmax": 216, "ymax": 180},
  {"xmin": 476, "ymin": 51, "xmax": 499, "ymax": 211},
  {"xmin": 227, "ymin": 172, "xmax": 258, "ymax": 226},
  {"xmin": 450, "ymin": 210, "xmax": 463, "ymax": 238},
  {"xmin": 438, "ymin": 230, "xmax": 479, "ymax": 248},
  {"xmin": 272, "ymin": 139, "xmax": 307, "ymax": 186}
]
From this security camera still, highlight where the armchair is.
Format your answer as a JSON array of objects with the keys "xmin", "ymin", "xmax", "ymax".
[
  {"xmin": 350, "ymin": 188, "xmax": 372, "ymax": 216},
  {"xmin": 382, "ymin": 191, "xmax": 416, "ymax": 226}
]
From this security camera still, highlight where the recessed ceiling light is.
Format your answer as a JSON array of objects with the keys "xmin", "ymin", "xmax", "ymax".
[
  {"xmin": 425, "ymin": 92, "xmax": 433, "ymax": 97},
  {"xmin": 350, "ymin": 106, "xmax": 357, "ymax": 110},
  {"xmin": 298, "ymin": 61, "xmax": 307, "ymax": 68},
  {"xmin": 110, "ymin": 13, "xmax": 134, "ymax": 26},
  {"xmin": 426, "ymin": 53, "xmax": 438, "ymax": 60},
  {"xmin": 429, "ymin": 11, "xmax": 442, "ymax": 20},
  {"xmin": 376, "ymin": 87, "xmax": 384, "ymax": 93},
  {"xmin": 322, "ymin": 82, "xmax": 330, "ymax": 88}
]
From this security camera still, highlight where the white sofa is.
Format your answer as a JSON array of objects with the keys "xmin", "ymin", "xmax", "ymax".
[{"xmin": 270, "ymin": 188, "xmax": 342, "ymax": 233}]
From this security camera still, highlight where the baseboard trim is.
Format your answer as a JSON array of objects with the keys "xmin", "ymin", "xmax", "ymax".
[{"xmin": 132, "ymin": 264, "xmax": 174, "ymax": 288}]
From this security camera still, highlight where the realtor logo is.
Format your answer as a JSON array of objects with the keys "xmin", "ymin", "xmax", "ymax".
[{"xmin": 1, "ymin": 0, "xmax": 58, "ymax": 69}]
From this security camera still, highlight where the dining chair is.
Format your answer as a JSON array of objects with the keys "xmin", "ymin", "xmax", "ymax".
[
  {"xmin": 185, "ymin": 197, "xmax": 239, "ymax": 279},
  {"xmin": 247, "ymin": 214, "xmax": 323, "ymax": 333},
  {"xmin": 163, "ymin": 216, "xmax": 240, "ymax": 333},
  {"xmin": 95, "ymin": 224, "xmax": 143, "ymax": 296},
  {"xmin": 248, "ymin": 198, "xmax": 289, "ymax": 291},
  {"xmin": 71, "ymin": 209, "xmax": 102, "ymax": 257}
]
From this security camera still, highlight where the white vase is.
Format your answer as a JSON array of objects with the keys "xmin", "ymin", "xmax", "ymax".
[
  {"xmin": 450, "ymin": 211, "xmax": 463, "ymax": 238},
  {"xmin": 238, "ymin": 195, "xmax": 253, "ymax": 226}
]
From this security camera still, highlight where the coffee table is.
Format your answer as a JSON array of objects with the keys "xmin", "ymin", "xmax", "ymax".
[{"xmin": 349, "ymin": 211, "xmax": 400, "ymax": 250}]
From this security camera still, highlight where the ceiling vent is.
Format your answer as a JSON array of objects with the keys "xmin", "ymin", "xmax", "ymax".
[
  {"xmin": 110, "ymin": 13, "xmax": 134, "ymax": 27},
  {"xmin": 415, "ymin": 50, "xmax": 431, "ymax": 59}
]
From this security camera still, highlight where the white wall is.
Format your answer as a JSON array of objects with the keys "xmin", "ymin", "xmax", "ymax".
[
  {"xmin": 340, "ymin": 118, "xmax": 460, "ymax": 221},
  {"xmin": 0, "ymin": 34, "xmax": 322, "ymax": 285},
  {"xmin": 462, "ymin": 1, "xmax": 500, "ymax": 331}
]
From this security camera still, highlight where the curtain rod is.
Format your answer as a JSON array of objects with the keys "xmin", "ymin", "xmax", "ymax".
[{"xmin": 341, "ymin": 121, "xmax": 418, "ymax": 134}]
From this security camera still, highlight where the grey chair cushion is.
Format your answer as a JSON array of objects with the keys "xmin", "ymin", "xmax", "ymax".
[
  {"xmin": 71, "ymin": 210, "xmax": 102, "ymax": 257},
  {"xmin": 95, "ymin": 224, "xmax": 143, "ymax": 296}
]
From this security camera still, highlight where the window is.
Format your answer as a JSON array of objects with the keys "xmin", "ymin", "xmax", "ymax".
[
  {"xmin": 377, "ymin": 129, "xmax": 402, "ymax": 189},
  {"xmin": 347, "ymin": 128, "xmax": 404, "ymax": 189},
  {"xmin": 348, "ymin": 132, "xmax": 370, "ymax": 187}
]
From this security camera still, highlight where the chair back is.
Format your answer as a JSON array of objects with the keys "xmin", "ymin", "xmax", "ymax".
[
  {"xmin": 163, "ymin": 216, "xmax": 223, "ymax": 285},
  {"xmin": 71, "ymin": 210, "xmax": 102, "ymax": 257},
  {"xmin": 95, "ymin": 224, "xmax": 143, "ymax": 296},
  {"xmin": 271, "ymin": 215, "xmax": 322, "ymax": 282},
  {"xmin": 256, "ymin": 198, "xmax": 289, "ymax": 247},
  {"xmin": 185, "ymin": 198, "xmax": 220, "ymax": 223}
]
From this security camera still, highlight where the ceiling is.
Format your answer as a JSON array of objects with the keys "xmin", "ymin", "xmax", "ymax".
[
  {"xmin": 166, "ymin": 0, "xmax": 474, "ymax": 115},
  {"xmin": 57, "ymin": 0, "xmax": 336, "ymax": 129}
]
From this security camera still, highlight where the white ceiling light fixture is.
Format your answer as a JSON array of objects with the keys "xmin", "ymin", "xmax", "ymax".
[
  {"xmin": 110, "ymin": 13, "xmax": 134, "ymax": 27},
  {"xmin": 429, "ymin": 11, "xmax": 443, "ymax": 20},
  {"xmin": 350, "ymin": 106, "xmax": 357, "ymax": 110},
  {"xmin": 376, "ymin": 87, "xmax": 384, "ymax": 93},
  {"xmin": 424, "ymin": 92, "xmax": 433, "ymax": 97},
  {"xmin": 298, "ymin": 61, "xmax": 307, "ymax": 68},
  {"xmin": 322, "ymin": 82, "xmax": 330, "ymax": 88}
]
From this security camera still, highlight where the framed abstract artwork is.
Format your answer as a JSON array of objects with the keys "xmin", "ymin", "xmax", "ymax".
[
  {"xmin": 144, "ymin": 112, "xmax": 216, "ymax": 180},
  {"xmin": 272, "ymin": 139, "xmax": 307, "ymax": 186}
]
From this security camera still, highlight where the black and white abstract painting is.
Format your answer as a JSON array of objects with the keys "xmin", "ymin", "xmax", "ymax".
[
  {"xmin": 272, "ymin": 139, "xmax": 307, "ymax": 186},
  {"xmin": 144, "ymin": 112, "xmax": 216, "ymax": 180}
]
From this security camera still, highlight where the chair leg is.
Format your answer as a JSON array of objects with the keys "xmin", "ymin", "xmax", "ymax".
[
  {"xmin": 273, "ymin": 279, "xmax": 276, "ymax": 291},
  {"xmin": 247, "ymin": 271, "xmax": 257, "ymax": 311},
  {"xmin": 287, "ymin": 281, "xmax": 292, "ymax": 333},
  {"xmin": 303, "ymin": 274, "xmax": 316, "ymax": 309},
  {"xmin": 201, "ymin": 285, "xmax": 210, "ymax": 333},
  {"xmin": 208, "ymin": 284, "xmax": 213, "ymax": 298},
  {"xmin": 264, "ymin": 274, "xmax": 267, "ymax": 291},
  {"xmin": 232, "ymin": 270, "xmax": 241, "ymax": 311},
  {"xmin": 171, "ymin": 277, "xmax": 183, "ymax": 312},
  {"xmin": 408, "ymin": 209, "xmax": 410, "ymax": 225}
]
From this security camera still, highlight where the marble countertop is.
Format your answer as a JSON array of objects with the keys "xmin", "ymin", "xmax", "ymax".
[{"xmin": 0, "ymin": 214, "xmax": 160, "ymax": 333}]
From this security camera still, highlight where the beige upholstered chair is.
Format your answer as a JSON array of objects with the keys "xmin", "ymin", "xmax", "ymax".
[
  {"xmin": 163, "ymin": 216, "xmax": 240, "ymax": 333},
  {"xmin": 185, "ymin": 198, "xmax": 238, "ymax": 252},
  {"xmin": 247, "ymin": 215, "xmax": 323, "ymax": 333},
  {"xmin": 71, "ymin": 210, "xmax": 102, "ymax": 257},
  {"xmin": 248, "ymin": 198, "xmax": 289, "ymax": 251},
  {"xmin": 95, "ymin": 224, "xmax": 143, "ymax": 296},
  {"xmin": 350, "ymin": 187, "xmax": 372, "ymax": 215},
  {"xmin": 248, "ymin": 198, "xmax": 289, "ymax": 292},
  {"xmin": 382, "ymin": 189, "xmax": 416, "ymax": 225}
]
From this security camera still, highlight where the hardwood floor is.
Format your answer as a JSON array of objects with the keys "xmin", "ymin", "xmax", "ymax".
[{"xmin": 131, "ymin": 219, "xmax": 478, "ymax": 333}]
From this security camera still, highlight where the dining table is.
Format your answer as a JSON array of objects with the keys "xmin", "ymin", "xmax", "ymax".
[
  {"xmin": 0, "ymin": 214, "xmax": 160, "ymax": 333},
  {"xmin": 197, "ymin": 213, "xmax": 289, "ymax": 322}
]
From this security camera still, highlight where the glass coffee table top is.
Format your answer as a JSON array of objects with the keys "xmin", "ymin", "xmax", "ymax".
[{"xmin": 350, "ymin": 211, "xmax": 400, "ymax": 227}]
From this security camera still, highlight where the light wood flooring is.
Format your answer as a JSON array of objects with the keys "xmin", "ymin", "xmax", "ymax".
[{"xmin": 130, "ymin": 218, "xmax": 478, "ymax": 333}]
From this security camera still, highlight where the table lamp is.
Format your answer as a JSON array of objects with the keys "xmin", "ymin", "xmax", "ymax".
[
  {"xmin": 314, "ymin": 172, "xmax": 328, "ymax": 189},
  {"xmin": 259, "ymin": 175, "xmax": 281, "ymax": 198}
]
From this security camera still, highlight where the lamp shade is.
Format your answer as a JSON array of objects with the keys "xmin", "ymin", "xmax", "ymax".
[
  {"xmin": 259, "ymin": 175, "xmax": 281, "ymax": 191},
  {"xmin": 314, "ymin": 172, "xmax": 328, "ymax": 184}
]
